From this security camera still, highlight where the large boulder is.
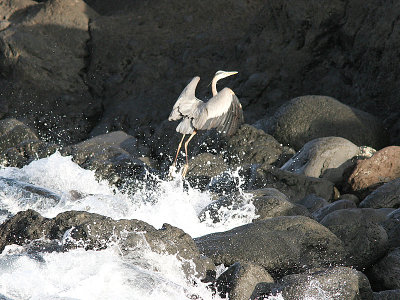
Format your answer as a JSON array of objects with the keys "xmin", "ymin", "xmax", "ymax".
[
  {"xmin": 251, "ymin": 266, "xmax": 372, "ymax": 300},
  {"xmin": 320, "ymin": 208, "xmax": 389, "ymax": 269},
  {"xmin": 256, "ymin": 95, "xmax": 388, "ymax": 150},
  {"xmin": 195, "ymin": 216, "xmax": 346, "ymax": 276},
  {"xmin": 281, "ymin": 136, "xmax": 362, "ymax": 184},
  {"xmin": 0, "ymin": 209, "xmax": 213, "ymax": 280},
  {"xmin": 0, "ymin": 0, "xmax": 101, "ymax": 145},
  {"xmin": 347, "ymin": 146, "xmax": 400, "ymax": 198}
]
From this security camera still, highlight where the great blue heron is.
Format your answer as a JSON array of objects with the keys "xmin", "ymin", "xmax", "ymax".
[{"xmin": 168, "ymin": 70, "xmax": 244, "ymax": 177}]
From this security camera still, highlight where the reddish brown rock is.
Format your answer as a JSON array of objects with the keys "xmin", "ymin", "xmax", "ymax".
[{"xmin": 346, "ymin": 146, "xmax": 400, "ymax": 198}]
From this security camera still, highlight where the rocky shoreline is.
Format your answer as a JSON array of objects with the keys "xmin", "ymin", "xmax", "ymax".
[{"xmin": 1, "ymin": 0, "xmax": 400, "ymax": 299}]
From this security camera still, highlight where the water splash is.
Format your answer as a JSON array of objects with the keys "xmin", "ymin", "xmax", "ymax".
[
  {"xmin": 0, "ymin": 152, "xmax": 257, "ymax": 299},
  {"xmin": 0, "ymin": 152, "xmax": 257, "ymax": 237}
]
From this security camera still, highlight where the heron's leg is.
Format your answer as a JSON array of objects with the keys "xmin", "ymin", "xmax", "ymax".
[
  {"xmin": 182, "ymin": 130, "xmax": 197, "ymax": 177},
  {"xmin": 172, "ymin": 134, "xmax": 186, "ymax": 167}
]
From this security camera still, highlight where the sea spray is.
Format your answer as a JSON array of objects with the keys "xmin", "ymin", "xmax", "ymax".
[{"xmin": 0, "ymin": 152, "xmax": 258, "ymax": 299}]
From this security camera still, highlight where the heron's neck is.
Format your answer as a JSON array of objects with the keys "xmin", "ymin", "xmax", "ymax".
[{"xmin": 211, "ymin": 77, "xmax": 219, "ymax": 96}]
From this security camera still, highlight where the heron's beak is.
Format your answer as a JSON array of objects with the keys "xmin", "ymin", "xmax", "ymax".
[{"xmin": 225, "ymin": 71, "xmax": 238, "ymax": 77}]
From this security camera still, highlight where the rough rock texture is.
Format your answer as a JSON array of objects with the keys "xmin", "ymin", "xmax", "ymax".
[
  {"xmin": 62, "ymin": 131, "xmax": 150, "ymax": 185},
  {"xmin": 373, "ymin": 290, "xmax": 400, "ymax": 300},
  {"xmin": 0, "ymin": 0, "xmax": 101, "ymax": 145},
  {"xmin": 347, "ymin": 146, "xmax": 400, "ymax": 198},
  {"xmin": 367, "ymin": 248, "xmax": 400, "ymax": 291},
  {"xmin": 85, "ymin": 1, "xmax": 263, "ymax": 138},
  {"xmin": 216, "ymin": 262, "xmax": 274, "ymax": 300},
  {"xmin": 312, "ymin": 199, "xmax": 357, "ymax": 222},
  {"xmin": 360, "ymin": 178, "xmax": 400, "ymax": 209},
  {"xmin": 320, "ymin": 208, "xmax": 389, "ymax": 269},
  {"xmin": 195, "ymin": 216, "xmax": 346, "ymax": 276},
  {"xmin": 281, "ymin": 136, "xmax": 361, "ymax": 184},
  {"xmin": 0, "ymin": 209, "xmax": 213, "ymax": 279},
  {"xmin": 248, "ymin": 164, "xmax": 336, "ymax": 202},
  {"xmin": 238, "ymin": 1, "xmax": 400, "ymax": 144},
  {"xmin": 251, "ymin": 267, "xmax": 372, "ymax": 300},
  {"xmin": 256, "ymin": 95, "xmax": 388, "ymax": 151},
  {"xmin": 227, "ymin": 124, "xmax": 295, "ymax": 167},
  {"xmin": 186, "ymin": 153, "xmax": 228, "ymax": 178}
]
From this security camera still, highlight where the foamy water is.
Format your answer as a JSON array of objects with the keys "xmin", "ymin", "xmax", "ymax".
[{"xmin": 0, "ymin": 152, "xmax": 257, "ymax": 300}]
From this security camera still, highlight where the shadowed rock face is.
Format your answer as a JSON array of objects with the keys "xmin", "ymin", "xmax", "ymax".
[{"xmin": 1, "ymin": 0, "xmax": 399, "ymax": 147}]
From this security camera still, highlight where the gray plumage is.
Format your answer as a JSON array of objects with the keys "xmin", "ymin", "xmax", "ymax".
[{"xmin": 168, "ymin": 73, "xmax": 244, "ymax": 136}]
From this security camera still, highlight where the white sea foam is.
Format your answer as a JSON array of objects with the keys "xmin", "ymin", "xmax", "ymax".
[{"xmin": 0, "ymin": 152, "xmax": 257, "ymax": 299}]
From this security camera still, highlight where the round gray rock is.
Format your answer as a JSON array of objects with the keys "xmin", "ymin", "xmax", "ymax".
[
  {"xmin": 281, "ymin": 136, "xmax": 361, "ymax": 184},
  {"xmin": 259, "ymin": 95, "xmax": 388, "ymax": 151},
  {"xmin": 195, "ymin": 216, "xmax": 346, "ymax": 276}
]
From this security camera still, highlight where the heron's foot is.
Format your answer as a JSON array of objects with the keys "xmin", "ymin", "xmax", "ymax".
[{"xmin": 181, "ymin": 164, "xmax": 189, "ymax": 178}]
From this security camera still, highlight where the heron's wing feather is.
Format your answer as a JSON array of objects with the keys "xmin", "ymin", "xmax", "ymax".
[
  {"xmin": 176, "ymin": 118, "xmax": 195, "ymax": 134},
  {"xmin": 169, "ymin": 76, "xmax": 203, "ymax": 121},
  {"xmin": 192, "ymin": 88, "xmax": 244, "ymax": 136}
]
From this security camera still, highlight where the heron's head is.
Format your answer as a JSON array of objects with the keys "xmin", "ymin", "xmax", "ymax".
[{"xmin": 214, "ymin": 70, "xmax": 238, "ymax": 82}]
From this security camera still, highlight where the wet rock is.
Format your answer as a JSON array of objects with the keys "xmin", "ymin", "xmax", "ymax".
[
  {"xmin": 367, "ymin": 248, "xmax": 400, "ymax": 291},
  {"xmin": 195, "ymin": 216, "xmax": 346, "ymax": 277},
  {"xmin": 359, "ymin": 178, "xmax": 400, "ymax": 209},
  {"xmin": 0, "ymin": 0, "xmax": 101, "ymax": 145},
  {"xmin": 0, "ymin": 118, "xmax": 38, "ymax": 152},
  {"xmin": 185, "ymin": 153, "xmax": 229, "ymax": 189},
  {"xmin": 312, "ymin": 199, "xmax": 357, "ymax": 222},
  {"xmin": 199, "ymin": 188, "xmax": 310, "ymax": 224},
  {"xmin": 227, "ymin": 124, "xmax": 295, "ymax": 167},
  {"xmin": 257, "ymin": 95, "xmax": 388, "ymax": 151},
  {"xmin": 347, "ymin": 146, "xmax": 400, "ymax": 198},
  {"xmin": 281, "ymin": 136, "xmax": 361, "ymax": 184},
  {"xmin": 251, "ymin": 266, "xmax": 372, "ymax": 300},
  {"xmin": 248, "ymin": 164, "xmax": 336, "ymax": 203},
  {"xmin": 0, "ymin": 118, "xmax": 58, "ymax": 167},
  {"xmin": 216, "ymin": 262, "xmax": 274, "ymax": 300},
  {"xmin": 373, "ymin": 290, "xmax": 400, "ymax": 300},
  {"xmin": 320, "ymin": 208, "xmax": 389, "ymax": 269},
  {"xmin": 0, "ymin": 210, "xmax": 213, "ymax": 280},
  {"xmin": 248, "ymin": 188, "xmax": 311, "ymax": 219},
  {"xmin": 62, "ymin": 131, "xmax": 150, "ymax": 185},
  {"xmin": 0, "ymin": 177, "xmax": 61, "ymax": 204}
]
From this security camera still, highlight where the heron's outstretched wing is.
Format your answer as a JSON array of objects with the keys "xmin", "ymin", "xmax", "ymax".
[
  {"xmin": 192, "ymin": 88, "xmax": 244, "ymax": 136},
  {"xmin": 168, "ymin": 76, "xmax": 203, "ymax": 121}
]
